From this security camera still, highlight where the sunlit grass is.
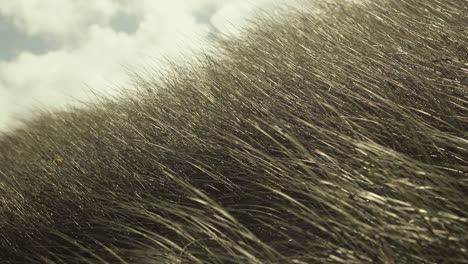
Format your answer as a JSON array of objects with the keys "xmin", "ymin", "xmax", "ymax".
[{"xmin": 0, "ymin": 0, "xmax": 466, "ymax": 263}]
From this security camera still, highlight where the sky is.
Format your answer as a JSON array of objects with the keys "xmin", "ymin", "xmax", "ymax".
[{"xmin": 0, "ymin": 0, "xmax": 303, "ymax": 131}]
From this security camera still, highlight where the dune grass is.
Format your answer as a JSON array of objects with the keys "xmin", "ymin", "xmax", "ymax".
[{"xmin": 0, "ymin": 0, "xmax": 467, "ymax": 263}]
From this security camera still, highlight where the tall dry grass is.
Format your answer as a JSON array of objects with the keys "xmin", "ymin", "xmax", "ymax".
[{"xmin": 0, "ymin": 0, "xmax": 466, "ymax": 263}]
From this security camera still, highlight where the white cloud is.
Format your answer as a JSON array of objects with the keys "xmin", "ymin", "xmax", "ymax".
[
  {"xmin": 0, "ymin": 0, "xmax": 118, "ymax": 41},
  {"xmin": 0, "ymin": 0, "xmax": 301, "ymax": 132},
  {"xmin": 211, "ymin": 0, "xmax": 271, "ymax": 35}
]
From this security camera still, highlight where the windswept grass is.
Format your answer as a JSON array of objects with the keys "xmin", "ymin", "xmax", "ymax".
[{"xmin": 0, "ymin": 0, "xmax": 467, "ymax": 263}]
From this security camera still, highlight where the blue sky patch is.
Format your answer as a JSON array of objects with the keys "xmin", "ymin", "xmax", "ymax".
[
  {"xmin": 109, "ymin": 12, "xmax": 140, "ymax": 34},
  {"xmin": 0, "ymin": 16, "xmax": 53, "ymax": 61}
]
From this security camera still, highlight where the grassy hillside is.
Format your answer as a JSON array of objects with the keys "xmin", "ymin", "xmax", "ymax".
[{"xmin": 0, "ymin": 0, "xmax": 467, "ymax": 263}]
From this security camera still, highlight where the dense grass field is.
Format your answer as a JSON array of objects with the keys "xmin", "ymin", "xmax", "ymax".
[{"xmin": 0, "ymin": 0, "xmax": 467, "ymax": 263}]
